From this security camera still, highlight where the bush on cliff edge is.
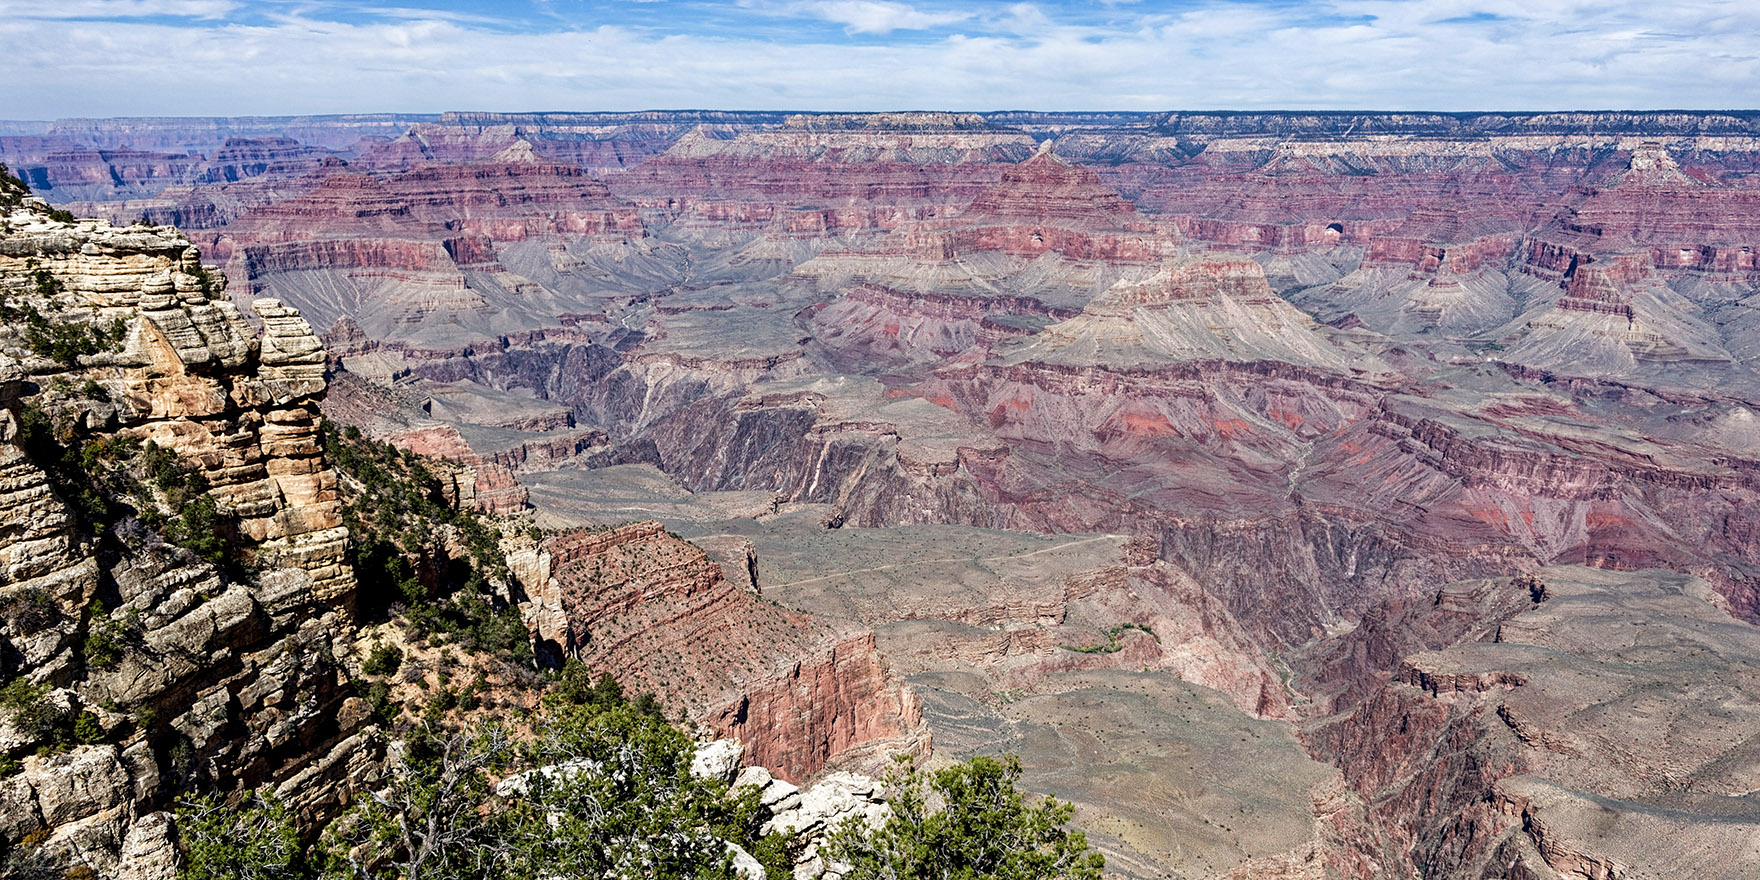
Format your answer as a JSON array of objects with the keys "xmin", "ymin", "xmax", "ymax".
[{"xmin": 824, "ymin": 755, "xmax": 1105, "ymax": 880}]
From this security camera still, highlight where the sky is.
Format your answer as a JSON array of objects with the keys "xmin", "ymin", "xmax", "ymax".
[{"xmin": 0, "ymin": 0, "xmax": 1756, "ymax": 118}]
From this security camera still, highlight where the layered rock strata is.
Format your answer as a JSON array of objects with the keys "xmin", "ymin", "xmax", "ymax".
[
  {"xmin": 0, "ymin": 202, "xmax": 362, "ymax": 870},
  {"xmin": 532, "ymin": 521, "xmax": 928, "ymax": 781}
]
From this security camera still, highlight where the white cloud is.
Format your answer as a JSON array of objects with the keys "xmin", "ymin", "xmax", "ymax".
[
  {"xmin": 770, "ymin": 1, "xmax": 971, "ymax": 34},
  {"xmin": 2, "ymin": 0, "xmax": 1756, "ymax": 117},
  {"xmin": 0, "ymin": 0, "xmax": 235, "ymax": 18}
]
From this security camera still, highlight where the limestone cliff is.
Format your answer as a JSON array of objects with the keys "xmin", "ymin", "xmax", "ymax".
[{"xmin": 0, "ymin": 197, "xmax": 366, "ymax": 874}]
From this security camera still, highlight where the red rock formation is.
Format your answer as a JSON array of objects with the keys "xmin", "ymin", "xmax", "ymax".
[
  {"xmin": 906, "ymin": 144, "xmax": 1173, "ymax": 262},
  {"xmin": 1306, "ymin": 567, "xmax": 1760, "ymax": 879},
  {"xmin": 1525, "ymin": 144, "xmax": 1760, "ymax": 281},
  {"xmin": 223, "ymin": 162, "xmax": 639, "ymax": 255},
  {"xmin": 811, "ymin": 284, "xmax": 1077, "ymax": 363},
  {"xmin": 1554, "ymin": 257, "xmax": 1644, "ymax": 319},
  {"xmin": 543, "ymin": 523, "xmax": 928, "ymax": 781},
  {"xmin": 964, "ymin": 144, "xmax": 1136, "ymax": 223},
  {"xmin": 708, "ymin": 630, "xmax": 927, "ymax": 781},
  {"xmin": 386, "ymin": 425, "xmax": 531, "ymax": 515},
  {"xmin": 230, "ymin": 172, "xmax": 415, "ymax": 235},
  {"xmin": 612, "ymin": 156, "xmax": 995, "ymax": 234},
  {"xmin": 919, "ymin": 344, "xmax": 1760, "ymax": 642},
  {"xmin": 196, "ymin": 137, "xmax": 335, "ymax": 183},
  {"xmin": 384, "ymin": 162, "xmax": 643, "ymax": 239}
]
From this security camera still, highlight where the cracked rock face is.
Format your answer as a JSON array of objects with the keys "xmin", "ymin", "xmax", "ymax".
[
  {"xmin": 0, "ymin": 207, "xmax": 349, "ymax": 601},
  {"xmin": 541, "ymin": 521, "xmax": 929, "ymax": 781},
  {"xmin": 731, "ymin": 762, "xmax": 889, "ymax": 880},
  {"xmin": 0, "ymin": 204, "xmax": 371, "ymax": 869}
]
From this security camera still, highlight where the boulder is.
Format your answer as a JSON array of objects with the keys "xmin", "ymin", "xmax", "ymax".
[{"xmin": 690, "ymin": 738, "xmax": 744, "ymax": 785}]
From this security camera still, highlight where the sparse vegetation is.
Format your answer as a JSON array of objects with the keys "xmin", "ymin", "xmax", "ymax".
[
  {"xmin": 0, "ymin": 163, "xmax": 73, "ymax": 219},
  {"xmin": 175, "ymin": 791, "xmax": 306, "ymax": 880},
  {"xmin": 0, "ymin": 284, "xmax": 129, "ymax": 368},
  {"xmin": 0, "ymin": 588, "xmax": 61, "ymax": 636},
  {"xmin": 324, "ymin": 423, "xmax": 529, "ymax": 666},
  {"xmin": 542, "ymin": 660, "xmax": 666, "ymax": 721},
  {"xmin": 187, "ymin": 262, "xmax": 217, "ymax": 296},
  {"xmin": 175, "ymin": 675, "xmax": 798, "ymax": 880},
  {"xmin": 167, "ymin": 493, "xmax": 228, "ymax": 567},
  {"xmin": 824, "ymin": 754, "xmax": 1105, "ymax": 880},
  {"xmin": 1065, "ymin": 621, "xmax": 1157, "ymax": 654},
  {"xmin": 81, "ymin": 599, "xmax": 142, "ymax": 670},
  {"xmin": 0, "ymin": 677, "xmax": 107, "ymax": 761},
  {"xmin": 0, "ymin": 163, "xmax": 29, "ymax": 207},
  {"xmin": 13, "ymin": 404, "xmax": 235, "ymax": 570},
  {"xmin": 361, "ymin": 642, "xmax": 404, "ymax": 677}
]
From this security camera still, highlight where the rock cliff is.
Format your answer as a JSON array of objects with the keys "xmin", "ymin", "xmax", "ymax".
[
  {"xmin": 0, "ymin": 199, "xmax": 364, "ymax": 872},
  {"xmin": 537, "ymin": 521, "xmax": 928, "ymax": 781}
]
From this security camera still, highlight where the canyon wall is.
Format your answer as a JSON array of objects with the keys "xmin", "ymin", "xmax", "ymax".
[
  {"xmin": 0, "ymin": 200, "xmax": 365, "ymax": 872},
  {"xmin": 528, "ymin": 522, "xmax": 928, "ymax": 781}
]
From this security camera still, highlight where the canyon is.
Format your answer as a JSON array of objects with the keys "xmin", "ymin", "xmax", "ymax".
[{"xmin": 4, "ymin": 109, "xmax": 1760, "ymax": 878}]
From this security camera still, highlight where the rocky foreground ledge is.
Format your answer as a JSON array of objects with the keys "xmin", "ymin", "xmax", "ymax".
[{"xmin": 0, "ymin": 197, "xmax": 365, "ymax": 873}]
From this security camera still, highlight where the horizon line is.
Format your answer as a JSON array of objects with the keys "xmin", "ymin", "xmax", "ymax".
[{"xmin": 10, "ymin": 108, "xmax": 1760, "ymax": 124}]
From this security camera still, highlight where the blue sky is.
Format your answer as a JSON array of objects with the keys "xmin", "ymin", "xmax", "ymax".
[{"xmin": 0, "ymin": 0, "xmax": 1755, "ymax": 117}]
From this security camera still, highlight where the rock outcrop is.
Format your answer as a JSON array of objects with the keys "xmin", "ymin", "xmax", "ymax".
[
  {"xmin": 534, "ymin": 522, "xmax": 929, "ymax": 781},
  {"xmin": 0, "ymin": 201, "xmax": 365, "ymax": 871}
]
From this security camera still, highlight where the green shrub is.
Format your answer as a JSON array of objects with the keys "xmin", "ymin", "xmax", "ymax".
[
  {"xmin": 12, "ymin": 285, "xmax": 128, "ymax": 367},
  {"xmin": 0, "ymin": 589, "xmax": 60, "ymax": 634},
  {"xmin": 0, "ymin": 678, "xmax": 77, "ymax": 752},
  {"xmin": 16, "ymin": 404, "xmax": 113, "ymax": 526},
  {"xmin": 544, "ymin": 661, "xmax": 627, "ymax": 711},
  {"xmin": 330, "ymin": 701, "xmax": 795, "ymax": 880},
  {"xmin": 824, "ymin": 755, "xmax": 1105, "ymax": 880},
  {"xmin": 356, "ymin": 679, "xmax": 397, "ymax": 723},
  {"xmin": 72, "ymin": 711, "xmax": 105, "ymax": 745},
  {"xmin": 82, "ymin": 600, "xmax": 139, "ymax": 670},
  {"xmin": 168, "ymin": 494, "xmax": 228, "ymax": 567},
  {"xmin": 1066, "ymin": 621, "xmax": 1157, "ymax": 654},
  {"xmin": 361, "ymin": 642, "xmax": 404, "ymax": 677},
  {"xmin": 0, "ymin": 679, "xmax": 56, "ymax": 742},
  {"xmin": 174, "ymin": 792, "xmax": 306, "ymax": 880},
  {"xmin": 139, "ymin": 658, "xmax": 1100, "ymax": 880},
  {"xmin": 0, "ymin": 163, "xmax": 28, "ymax": 207},
  {"xmin": 187, "ymin": 263, "xmax": 216, "ymax": 296},
  {"xmin": 325, "ymin": 419, "xmax": 540, "ymax": 667},
  {"xmin": 16, "ymin": 414, "xmax": 236, "ymax": 575},
  {"xmin": 143, "ymin": 441, "xmax": 210, "ymax": 500},
  {"xmin": 30, "ymin": 269, "xmax": 60, "ymax": 297}
]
